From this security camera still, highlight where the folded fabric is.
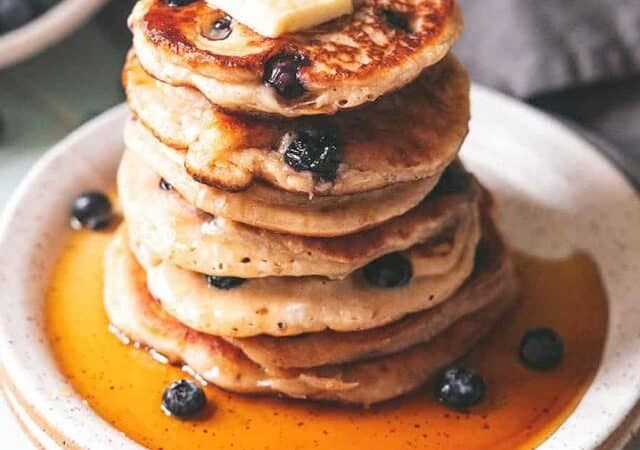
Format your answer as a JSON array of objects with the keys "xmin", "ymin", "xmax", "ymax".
[{"xmin": 455, "ymin": 0, "xmax": 640, "ymax": 97}]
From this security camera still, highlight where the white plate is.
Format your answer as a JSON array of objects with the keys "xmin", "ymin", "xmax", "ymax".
[
  {"xmin": 0, "ymin": 0, "xmax": 109, "ymax": 69},
  {"xmin": 1, "ymin": 86, "xmax": 640, "ymax": 449}
]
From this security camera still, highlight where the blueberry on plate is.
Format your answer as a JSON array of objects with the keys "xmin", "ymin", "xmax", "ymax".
[
  {"xmin": 162, "ymin": 380, "xmax": 207, "ymax": 418},
  {"xmin": 282, "ymin": 127, "xmax": 341, "ymax": 181},
  {"xmin": 263, "ymin": 53, "xmax": 308, "ymax": 99},
  {"xmin": 0, "ymin": 0, "xmax": 34, "ymax": 33},
  {"xmin": 363, "ymin": 253, "xmax": 413, "ymax": 288},
  {"xmin": 206, "ymin": 275, "xmax": 246, "ymax": 290},
  {"xmin": 435, "ymin": 366, "xmax": 486, "ymax": 409},
  {"xmin": 519, "ymin": 328, "xmax": 564, "ymax": 371},
  {"xmin": 70, "ymin": 191, "xmax": 113, "ymax": 230}
]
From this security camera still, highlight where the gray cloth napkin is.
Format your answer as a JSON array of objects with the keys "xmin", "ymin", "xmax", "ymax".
[
  {"xmin": 454, "ymin": 0, "xmax": 640, "ymax": 174},
  {"xmin": 455, "ymin": 0, "xmax": 640, "ymax": 98}
]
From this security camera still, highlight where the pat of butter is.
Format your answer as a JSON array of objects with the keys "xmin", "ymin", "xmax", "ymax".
[{"xmin": 206, "ymin": 0, "xmax": 353, "ymax": 37}]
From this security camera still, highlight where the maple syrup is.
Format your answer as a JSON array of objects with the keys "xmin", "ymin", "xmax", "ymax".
[{"xmin": 45, "ymin": 229, "xmax": 608, "ymax": 450}]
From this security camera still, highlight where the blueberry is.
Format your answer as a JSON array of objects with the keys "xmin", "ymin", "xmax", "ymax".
[
  {"xmin": 435, "ymin": 367, "xmax": 486, "ymax": 409},
  {"xmin": 519, "ymin": 328, "xmax": 564, "ymax": 371},
  {"xmin": 0, "ymin": 0, "xmax": 34, "ymax": 33},
  {"xmin": 164, "ymin": 0, "xmax": 197, "ymax": 6},
  {"xmin": 206, "ymin": 275, "xmax": 246, "ymax": 290},
  {"xmin": 263, "ymin": 54, "xmax": 308, "ymax": 99},
  {"xmin": 159, "ymin": 178, "xmax": 173, "ymax": 191},
  {"xmin": 161, "ymin": 380, "xmax": 206, "ymax": 418},
  {"xmin": 205, "ymin": 16, "xmax": 232, "ymax": 40},
  {"xmin": 363, "ymin": 253, "xmax": 413, "ymax": 288},
  {"xmin": 282, "ymin": 127, "xmax": 341, "ymax": 181},
  {"xmin": 70, "ymin": 191, "xmax": 112, "ymax": 230},
  {"xmin": 380, "ymin": 9, "xmax": 410, "ymax": 32}
]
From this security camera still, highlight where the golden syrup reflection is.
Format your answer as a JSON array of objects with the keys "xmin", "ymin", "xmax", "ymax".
[{"xmin": 45, "ymin": 228, "xmax": 608, "ymax": 450}]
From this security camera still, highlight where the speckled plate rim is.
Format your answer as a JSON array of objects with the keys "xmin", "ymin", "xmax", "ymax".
[
  {"xmin": 0, "ymin": 86, "xmax": 640, "ymax": 449},
  {"xmin": 0, "ymin": 0, "xmax": 109, "ymax": 70}
]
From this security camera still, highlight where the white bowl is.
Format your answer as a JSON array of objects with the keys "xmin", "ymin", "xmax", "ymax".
[
  {"xmin": 0, "ymin": 0, "xmax": 109, "ymax": 70},
  {"xmin": 1, "ymin": 87, "xmax": 640, "ymax": 449}
]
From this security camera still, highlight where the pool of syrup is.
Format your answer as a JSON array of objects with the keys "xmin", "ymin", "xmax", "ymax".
[{"xmin": 45, "ymin": 228, "xmax": 608, "ymax": 450}]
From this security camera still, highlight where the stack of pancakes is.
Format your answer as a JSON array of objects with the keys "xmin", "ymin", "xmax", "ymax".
[{"xmin": 106, "ymin": 0, "xmax": 518, "ymax": 406}]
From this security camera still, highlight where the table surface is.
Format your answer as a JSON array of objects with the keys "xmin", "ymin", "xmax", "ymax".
[{"xmin": 0, "ymin": 4, "xmax": 638, "ymax": 450}]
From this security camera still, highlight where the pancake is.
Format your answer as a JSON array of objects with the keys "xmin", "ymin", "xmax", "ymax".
[
  {"xmin": 124, "ymin": 119, "xmax": 441, "ymax": 237},
  {"xmin": 124, "ymin": 52, "xmax": 470, "ymax": 195},
  {"xmin": 119, "ymin": 150, "xmax": 481, "ymax": 279},
  {"xmin": 229, "ymin": 220, "xmax": 515, "ymax": 368},
  {"xmin": 105, "ymin": 227, "xmax": 516, "ymax": 405},
  {"xmin": 129, "ymin": 0, "xmax": 462, "ymax": 116},
  {"xmin": 129, "ymin": 201, "xmax": 480, "ymax": 337}
]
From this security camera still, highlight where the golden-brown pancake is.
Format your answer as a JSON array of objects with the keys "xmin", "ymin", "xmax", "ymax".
[
  {"xmin": 229, "ymin": 220, "xmax": 516, "ymax": 368},
  {"xmin": 119, "ymin": 149, "xmax": 481, "ymax": 279},
  {"xmin": 129, "ymin": 0, "xmax": 462, "ymax": 116},
  {"xmin": 124, "ymin": 52, "xmax": 470, "ymax": 195},
  {"xmin": 104, "ymin": 226, "xmax": 516, "ymax": 405},
  {"xmin": 130, "ymin": 205, "xmax": 480, "ymax": 337},
  {"xmin": 124, "ymin": 119, "xmax": 441, "ymax": 237}
]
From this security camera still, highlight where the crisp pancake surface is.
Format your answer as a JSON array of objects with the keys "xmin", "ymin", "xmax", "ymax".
[
  {"xmin": 124, "ymin": 119, "xmax": 440, "ymax": 237},
  {"xmin": 130, "ymin": 201, "xmax": 480, "ymax": 337},
  {"xmin": 119, "ymin": 149, "xmax": 481, "ymax": 279},
  {"xmin": 129, "ymin": 0, "xmax": 462, "ymax": 116},
  {"xmin": 105, "ymin": 227, "xmax": 516, "ymax": 405},
  {"xmin": 124, "ymin": 52, "xmax": 469, "ymax": 195}
]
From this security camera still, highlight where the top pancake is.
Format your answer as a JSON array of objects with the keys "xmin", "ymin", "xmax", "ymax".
[{"xmin": 129, "ymin": 0, "xmax": 462, "ymax": 116}]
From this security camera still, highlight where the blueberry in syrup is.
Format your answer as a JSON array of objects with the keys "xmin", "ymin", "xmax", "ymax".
[
  {"xmin": 263, "ymin": 53, "xmax": 308, "ymax": 99},
  {"xmin": 206, "ymin": 275, "xmax": 246, "ymax": 290},
  {"xmin": 206, "ymin": 15, "xmax": 232, "ymax": 40},
  {"xmin": 363, "ymin": 253, "xmax": 413, "ymax": 288},
  {"xmin": 70, "ymin": 191, "xmax": 113, "ymax": 230},
  {"xmin": 164, "ymin": 0, "xmax": 197, "ymax": 7},
  {"xmin": 282, "ymin": 127, "xmax": 341, "ymax": 181},
  {"xmin": 0, "ymin": 0, "xmax": 34, "ymax": 33},
  {"xmin": 159, "ymin": 178, "xmax": 173, "ymax": 191},
  {"xmin": 519, "ymin": 328, "xmax": 564, "ymax": 371},
  {"xmin": 435, "ymin": 367, "xmax": 486, "ymax": 409},
  {"xmin": 380, "ymin": 8, "xmax": 410, "ymax": 32},
  {"xmin": 161, "ymin": 380, "xmax": 207, "ymax": 418}
]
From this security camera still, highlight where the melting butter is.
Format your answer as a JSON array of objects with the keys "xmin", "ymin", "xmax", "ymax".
[{"xmin": 206, "ymin": 0, "xmax": 353, "ymax": 37}]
